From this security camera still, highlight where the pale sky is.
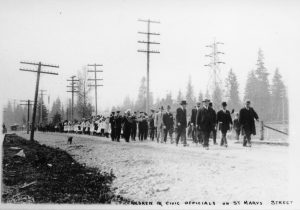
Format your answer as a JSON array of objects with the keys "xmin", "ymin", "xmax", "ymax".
[{"xmin": 0, "ymin": 0, "xmax": 299, "ymax": 112}]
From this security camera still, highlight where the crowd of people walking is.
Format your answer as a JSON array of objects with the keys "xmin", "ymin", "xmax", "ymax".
[{"xmin": 40, "ymin": 98, "xmax": 259, "ymax": 149}]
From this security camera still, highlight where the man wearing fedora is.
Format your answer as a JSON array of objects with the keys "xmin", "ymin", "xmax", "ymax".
[
  {"xmin": 163, "ymin": 105, "xmax": 174, "ymax": 143},
  {"xmin": 217, "ymin": 102, "xmax": 233, "ymax": 147},
  {"xmin": 239, "ymin": 100, "xmax": 259, "ymax": 147},
  {"xmin": 191, "ymin": 102, "xmax": 202, "ymax": 144},
  {"xmin": 196, "ymin": 99, "xmax": 212, "ymax": 149},
  {"xmin": 175, "ymin": 100, "xmax": 188, "ymax": 146}
]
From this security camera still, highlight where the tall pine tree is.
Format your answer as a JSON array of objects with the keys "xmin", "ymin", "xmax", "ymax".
[
  {"xmin": 211, "ymin": 84, "xmax": 223, "ymax": 111},
  {"xmin": 186, "ymin": 76, "xmax": 196, "ymax": 114},
  {"xmin": 225, "ymin": 69, "xmax": 242, "ymax": 111},
  {"xmin": 135, "ymin": 77, "xmax": 147, "ymax": 112},
  {"xmin": 254, "ymin": 49, "xmax": 271, "ymax": 121},
  {"xmin": 270, "ymin": 68, "xmax": 288, "ymax": 122}
]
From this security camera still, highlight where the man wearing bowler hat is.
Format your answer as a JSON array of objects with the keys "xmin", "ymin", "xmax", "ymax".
[
  {"xmin": 197, "ymin": 99, "xmax": 212, "ymax": 149},
  {"xmin": 175, "ymin": 100, "xmax": 188, "ymax": 146},
  {"xmin": 163, "ymin": 105, "xmax": 174, "ymax": 143},
  {"xmin": 239, "ymin": 100, "xmax": 259, "ymax": 147},
  {"xmin": 217, "ymin": 102, "xmax": 233, "ymax": 147}
]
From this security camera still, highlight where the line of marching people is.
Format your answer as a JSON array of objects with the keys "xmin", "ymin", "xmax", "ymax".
[
  {"xmin": 107, "ymin": 98, "xmax": 259, "ymax": 148},
  {"xmin": 50, "ymin": 98, "xmax": 259, "ymax": 148},
  {"xmin": 188, "ymin": 99, "xmax": 259, "ymax": 149}
]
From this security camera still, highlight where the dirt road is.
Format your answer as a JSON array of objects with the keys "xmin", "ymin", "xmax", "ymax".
[{"xmin": 17, "ymin": 132, "xmax": 289, "ymax": 203}]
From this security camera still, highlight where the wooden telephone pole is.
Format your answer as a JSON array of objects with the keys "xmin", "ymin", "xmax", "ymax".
[
  {"xmin": 67, "ymin": 76, "xmax": 79, "ymax": 121},
  {"xmin": 19, "ymin": 61, "xmax": 59, "ymax": 141},
  {"xmin": 138, "ymin": 19, "xmax": 160, "ymax": 114},
  {"xmin": 20, "ymin": 100, "xmax": 33, "ymax": 134},
  {"xmin": 87, "ymin": 64, "xmax": 103, "ymax": 116}
]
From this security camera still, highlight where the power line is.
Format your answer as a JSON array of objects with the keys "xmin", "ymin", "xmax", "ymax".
[
  {"xmin": 67, "ymin": 75, "xmax": 79, "ymax": 121},
  {"xmin": 87, "ymin": 64, "xmax": 103, "ymax": 116},
  {"xmin": 137, "ymin": 18, "xmax": 160, "ymax": 114},
  {"xmin": 204, "ymin": 39, "xmax": 225, "ymax": 95},
  {"xmin": 19, "ymin": 61, "xmax": 59, "ymax": 141}
]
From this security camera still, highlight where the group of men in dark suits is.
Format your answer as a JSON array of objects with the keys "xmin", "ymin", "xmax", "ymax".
[
  {"xmin": 108, "ymin": 99, "xmax": 259, "ymax": 148},
  {"xmin": 178, "ymin": 99, "xmax": 259, "ymax": 149}
]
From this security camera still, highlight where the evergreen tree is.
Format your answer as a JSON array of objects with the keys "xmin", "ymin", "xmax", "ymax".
[
  {"xmin": 50, "ymin": 97, "xmax": 63, "ymax": 119},
  {"xmin": 165, "ymin": 92, "xmax": 173, "ymax": 108},
  {"xmin": 270, "ymin": 68, "xmax": 288, "ymax": 121},
  {"xmin": 205, "ymin": 89, "xmax": 210, "ymax": 100},
  {"xmin": 53, "ymin": 112, "xmax": 62, "ymax": 125},
  {"xmin": 225, "ymin": 69, "xmax": 242, "ymax": 111},
  {"xmin": 176, "ymin": 89, "xmax": 183, "ymax": 103},
  {"xmin": 244, "ymin": 70, "xmax": 258, "ymax": 103},
  {"xmin": 76, "ymin": 67, "xmax": 93, "ymax": 119},
  {"xmin": 186, "ymin": 76, "xmax": 196, "ymax": 114},
  {"xmin": 135, "ymin": 77, "xmax": 147, "ymax": 112},
  {"xmin": 36, "ymin": 101, "xmax": 48, "ymax": 125},
  {"xmin": 122, "ymin": 95, "xmax": 134, "ymax": 112},
  {"xmin": 211, "ymin": 84, "xmax": 223, "ymax": 111},
  {"xmin": 254, "ymin": 49, "xmax": 271, "ymax": 121},
  {"xmin": 198, "ymin": 91, "xmax": 203, "ymax": 103}
]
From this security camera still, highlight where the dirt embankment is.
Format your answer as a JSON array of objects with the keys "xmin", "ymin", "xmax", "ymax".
[{"xmin": 1, "ymin": 134, "xmax": 131, "ymax": 204}]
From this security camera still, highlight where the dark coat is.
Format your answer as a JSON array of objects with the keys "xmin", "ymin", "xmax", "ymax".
[
  {"xmin": 239, "ymin": 107, "xmax": 259, "ymax": 135},
  {"xmin": 163, "ymin": 112, "xmax": 174, "ymax": 130},
  {"xmin": 115, "ymin": 116, "xmax": 123, "ymax": 128},
  {"xmin": 216, "ymin": 110, "xmax": 233, "ymax": 132},
  {"xmin": 190, "ymin": 108, "xmax": 197, "ymax": 125},
  {"xmin": 196, "ymin": 107, "xmax": 212, "ymax": 132},
  {"xmin": 109, "ymin": 115, "xmax": 116, "ymax": 128},
  {"xmin": 208, "ymin": 106, "xmax": 217, "ymax": 125},
  {"xmin": 176, "ymin": 107, "xmax": 187, "ymax": 129}
]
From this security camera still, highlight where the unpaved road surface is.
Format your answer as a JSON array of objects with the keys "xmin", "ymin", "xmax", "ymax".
[{"xmin": 17, "ymin": 132, "xmax": 290, "ymax": 203}]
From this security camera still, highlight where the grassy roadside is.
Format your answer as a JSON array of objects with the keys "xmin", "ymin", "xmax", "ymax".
[{"xmin": 2, "ymin": 134, "xmax": 131, "ymax": 204}]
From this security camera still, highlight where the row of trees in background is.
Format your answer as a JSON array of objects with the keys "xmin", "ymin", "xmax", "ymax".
[
  {"xmin": 118, "ymin": 49, "xmax": 288, "ymax": 122},
  {"xmin": 2, "ymin": 49, "xmax": 288, "ymax": 126},
  {"xmin": 3, "ymin": 67, "xmax": 95, "ymax": 126}
]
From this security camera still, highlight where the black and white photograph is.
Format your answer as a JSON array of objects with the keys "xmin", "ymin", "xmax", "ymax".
[{"xmin": 0, "ymin": 0, "xmax": 299, "ymax": 209}]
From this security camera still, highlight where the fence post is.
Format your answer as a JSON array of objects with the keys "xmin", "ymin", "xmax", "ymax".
[{"xmin": 260, "ymin": 121, "xmax": 264, "ymax": 140}]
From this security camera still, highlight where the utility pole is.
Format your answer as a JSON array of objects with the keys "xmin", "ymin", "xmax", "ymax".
[
  {"xmin": 87, "ymin": 64, "xmax": 103, "ymax": 116},
  {"xmin": 19, "ymin": 61, "xmax": 59, "ymax": 141},
  {"xmin": 39, "ymin": 89, "xmax": 47, "ymax": 125},
  {"xmin": 67, "ymin": 75, "xmax": 79, "ymax": 121},
  {"xmin": 20, "ymin": 100, "xmax": 33, "ymax": 134},
  {"xmin": 204, "ymin": 39, "xmax": 225, "ymax": 96},
  {"xmin": 138, "ymin": 19, "xmax": 160, "ymax": 114}
]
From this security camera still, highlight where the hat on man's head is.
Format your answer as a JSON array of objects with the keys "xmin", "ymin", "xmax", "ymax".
[
  {"xmin": 196, "ymin": 102, "xmax": 201, "ymax": 105},
  {"xmin": 222, "ymin": 101, "xmax": 227, "ymax": 107},
  {"xmin": 116, "ymin": 111, "xmax": 120, "ymax": 113},
  {"xmin": 202, "ymin": 99, "xmax": 210, "ymax": 103},
  {"xmin": 111, "ymin": 111, "xmax": 115, "ymax": 114},
  {"xmin": 160, "ymin": 106, "xmax": 164, "ymax": 110},
  {"xmin": 180, "ymin": 100, "xmax": 187, "ymax": 105},
  {"xmin": 246, "ymin": 100, "xmax": 251, "ymax": 104}
]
